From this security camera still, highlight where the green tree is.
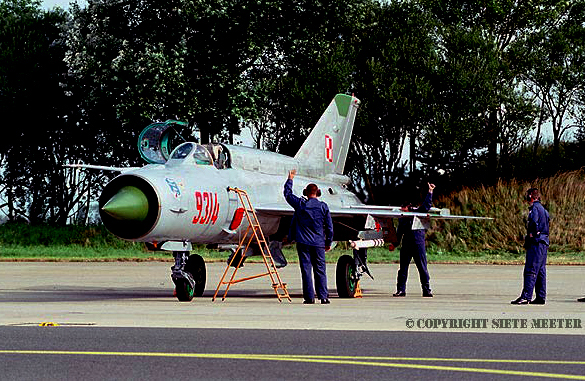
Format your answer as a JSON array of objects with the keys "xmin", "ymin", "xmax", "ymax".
[
  {"xmin": 520, "ymin": 0, "xmax": 585, "ymax": 167},
  {"xmin": 416, "ymin": 0, "xmax": 550, "ymax": 183},
  {"xmin": 253, "ymin": 0, "xmax": 370, "ymax": 156},
  {"xmin": 0, "ymin": 0, "xmax": 91, "ymax": 224},
  {"xmin": 348, "ymin": 0, "xmax": 438, "ymax": 203},
  {"xmin": 64, "ymin": 0, "xmax": 313, "ymax": 147}
]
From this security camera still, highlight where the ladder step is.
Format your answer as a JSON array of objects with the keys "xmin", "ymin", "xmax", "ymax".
[{"xmin": 214, "ymin": 187, "xmax": 290, "ymax": 303}]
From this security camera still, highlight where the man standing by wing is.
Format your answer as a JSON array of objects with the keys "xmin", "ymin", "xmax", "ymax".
[
  {"xmin": 284, "ymin": 169, "xmax": 333, "ymax": 304},
  {"xmin": 391, "ymin": 182, "xmax": 436, "ymax": 298},
  {"xmin": 511, "ymin": 188, "xmax": 550, "ymax": 305}
]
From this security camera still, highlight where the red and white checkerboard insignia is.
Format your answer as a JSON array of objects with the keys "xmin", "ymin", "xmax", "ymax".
[{"xmin": 325, "ymin": 135, "xmax": 333, "ymax": 162}]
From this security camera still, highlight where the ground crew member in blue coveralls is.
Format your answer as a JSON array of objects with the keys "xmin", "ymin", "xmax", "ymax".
[
  {"xmin": 391, "ymin": 182, "xmax": 436, "ymax": 298},
  {"xmin": 511, "ymin": 188, "xmax": 550, "ymax": 305},
  {"xmin": 284, "ymin": 169, "xmax": 334, "ymax": 304}
]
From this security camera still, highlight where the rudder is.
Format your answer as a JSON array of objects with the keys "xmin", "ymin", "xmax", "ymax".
[{"xmin": 294, "ymin": 94, "xmax": 360, "ymax": 175}]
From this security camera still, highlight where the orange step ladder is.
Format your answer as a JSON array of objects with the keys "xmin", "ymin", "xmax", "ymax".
[{"xmin": 212, "ymin": 187, "xmax": 291, "ymax": 302}]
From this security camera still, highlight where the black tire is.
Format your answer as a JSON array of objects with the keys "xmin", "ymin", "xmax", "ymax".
[
  {"xmin": 185, "ymin": 253, "xmax": 206, "ymax": 297},
  {"xmin": 336, "ymin": 254, "xmax": 357, "ymax": 298},
  {"xmin": 175, "ymin": 277, "xmax": 194, "ymax": 302}
]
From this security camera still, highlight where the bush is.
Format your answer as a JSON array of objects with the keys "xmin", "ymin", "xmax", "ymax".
[
  {"xmin": 431, "ymin": 169, "xmax": 585, "ymax": 253},
  {"xmin": 0, "ymin": 223, "xmax": 138, "ymax": 249}
]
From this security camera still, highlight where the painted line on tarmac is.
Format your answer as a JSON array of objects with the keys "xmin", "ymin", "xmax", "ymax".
[
  {"xmin": 1, "ymin": 350, "xmax": 584, "ymax": 379},
  {"xmin": 287, "ymin": 355, "xmax": 585, "ymax": 365}
]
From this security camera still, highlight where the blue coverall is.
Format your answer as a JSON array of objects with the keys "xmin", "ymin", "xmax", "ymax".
[
  {"xmin": 284, "ymin": 179, "xmax": 334, "ymax": 301},
  {"xmin": 521, "ymin": 200, "xmax": 550, "ymax": 301},
  {"xmin": 395, "ymin": 192, "xmax": 433, "ymax": 294}
]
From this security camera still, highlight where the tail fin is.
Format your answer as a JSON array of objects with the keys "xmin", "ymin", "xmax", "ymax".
[{"xmin": 294, "ymin": 94, "xmax": 360, "ymax": 175}]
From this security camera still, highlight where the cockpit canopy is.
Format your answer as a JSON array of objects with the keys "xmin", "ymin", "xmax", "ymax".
[
  {"xmin": 168, "ymin": 142, "xmax": 213, "ymax": 166},
  {"xmin": 167, "ymin": 142, "xmax": 229, "ymax": 169},
  {"xmin": 138, "ymin": 120, "xmax": 187, "ymax": 164},
  {"xmin": 138, "ymin": 120, "xmax": 229, "ymax": 168}
]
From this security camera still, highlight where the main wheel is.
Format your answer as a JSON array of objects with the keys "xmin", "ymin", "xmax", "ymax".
[
  {"xmin": 336, "ymin": 254, "xmax": 357, "ymax": 298},
  {"xmin": 184, "ymin": 253, "xmax": 206, "ymax": 297}
]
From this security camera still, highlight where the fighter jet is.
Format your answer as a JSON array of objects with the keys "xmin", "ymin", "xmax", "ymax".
[{"xmin": 67, "ymin": 94, "xmax": 490, "ymax": 301}]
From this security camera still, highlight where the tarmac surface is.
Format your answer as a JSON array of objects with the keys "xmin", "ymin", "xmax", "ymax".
[
  {"xmin": 2, "ymin": 261, "xmax": 585, "ymax": 380},
  {"xmin": 1, "ymin": 261, "xmax": 585, "ymax": 333}
]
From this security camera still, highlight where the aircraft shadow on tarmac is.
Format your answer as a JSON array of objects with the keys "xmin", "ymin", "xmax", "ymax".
[
  {"xmin": 204, "ymin": 286, "xmax": 389, "ymax": 300},
  {"xmin": 0, "ymin": 286, "xmax": 174, "ymax": 303},
  {"xmin": 0, "ymin": 285, "xmax": 392, "ymax": 303},
  {"xmin": 0, "ymin": 287, "xmax": 310, "ymax": 303}
]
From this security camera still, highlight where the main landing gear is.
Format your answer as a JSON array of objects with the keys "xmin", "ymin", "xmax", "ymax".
[
  {"xmin": 171, "ymin": 251, "xmax": 206, "ymax": 302},
  {"xmin": 336, "ymin": 248, "xmax": 373, "ymax": 298}
]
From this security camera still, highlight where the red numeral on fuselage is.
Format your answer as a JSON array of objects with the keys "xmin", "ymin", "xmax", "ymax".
[{"xmin": 192, "ymin": 191, "xmax": 219, "ymax": 225}]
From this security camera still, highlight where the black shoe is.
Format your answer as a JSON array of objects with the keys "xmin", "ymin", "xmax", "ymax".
[
  {"xmin": 511, "ymin": 297, "xmax": 530, "ymax": 305},
  {"xmin": 303, "ymin": 299, "xmax": 315, "ymax": 304},
  {"xmin": 423, "ymin": 292, "xmax": 433, "ymax": 297},
  {"xmin": 578, "ymin": 297, "xmax": 585, "ymax": 302},
  {"xmin": 393, "ymin": 291, "xmax": 406, "ymax": 297},
  {"xmin": 320, "ymin": 299, "xmax": 330, "ymax": 304},
  {"xmin": 530, "ymin": 298, "xmax": 545, "ymax": 305}
]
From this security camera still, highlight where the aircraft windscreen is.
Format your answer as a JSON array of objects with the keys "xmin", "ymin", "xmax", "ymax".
[
  {"xmin": 192, "ymin": 145, "xmax": 213, "ymax": 165},
  {"xmin": 169, "ymin": 143, "xmax": 213, "ymax": 166},
  {"xmin": 171, "ymin": 143, "xmax": 194, "ymax": 160}
]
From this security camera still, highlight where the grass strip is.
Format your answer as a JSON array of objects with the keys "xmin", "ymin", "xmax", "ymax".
[{"xmin": 2, "ymin": 245, "xmax": 585, "ymax": 264}]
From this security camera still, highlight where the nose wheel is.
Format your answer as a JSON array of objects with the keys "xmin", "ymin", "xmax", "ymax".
[
  {"xmin": 173, "ymin": 273, "xmax": 195, "ymax": 302},
  {"xmin": 171, "ymin": 251, "xmax": 206, "ymax": 302}
]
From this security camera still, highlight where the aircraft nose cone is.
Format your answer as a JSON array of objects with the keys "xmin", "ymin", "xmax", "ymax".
[{"xmin": 102, "ymin": 186, "xmax": 149, "ymax": 221}]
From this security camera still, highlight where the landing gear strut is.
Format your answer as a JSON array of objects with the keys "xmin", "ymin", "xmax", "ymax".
[{"xmin": 171, "ymin": 251, "xmax": 206, "ymax": 302}]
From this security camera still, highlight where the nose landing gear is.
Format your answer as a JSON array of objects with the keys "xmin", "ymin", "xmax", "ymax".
[{"xmin": 171, "ymin": 251, "xmax": 206, "ymax": 302}]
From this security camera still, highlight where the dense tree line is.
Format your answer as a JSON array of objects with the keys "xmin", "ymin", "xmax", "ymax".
[{"xmin": 1, "ymin": 0, "xmax": 585, "ymax": 224}]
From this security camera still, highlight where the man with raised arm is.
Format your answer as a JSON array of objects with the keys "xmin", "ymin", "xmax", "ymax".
[{"xmin": 284, "ymin": 169, "xmax": 334, "ymax": 304}]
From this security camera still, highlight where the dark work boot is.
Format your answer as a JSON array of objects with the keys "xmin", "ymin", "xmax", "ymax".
[
  {"xmin": 511, "ymin": 297, "xmax": 530, "ymax": 305},
  {"xmin": 422, "ymin": 287, "xmax": 433, "ymax": 297}
]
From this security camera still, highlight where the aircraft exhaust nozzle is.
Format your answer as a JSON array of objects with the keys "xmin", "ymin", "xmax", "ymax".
[
  {"xmin": 102, "ymin": 186, "xmax": 149, "ymax": 221},
  {"xmin": 99, "ymin": 175, "xmax": 160, "ymax": 240}
]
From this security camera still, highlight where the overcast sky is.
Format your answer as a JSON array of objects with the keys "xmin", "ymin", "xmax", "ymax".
[{"xmin": 42, "ymin": 0, "xmax": 86, "ymax": 9}]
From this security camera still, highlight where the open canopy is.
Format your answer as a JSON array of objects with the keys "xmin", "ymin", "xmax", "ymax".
[{"xmin": 137, "ymin": 120, "xmax": 188, "ymax": 164}]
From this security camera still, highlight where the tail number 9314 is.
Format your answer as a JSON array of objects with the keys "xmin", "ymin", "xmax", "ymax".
[{"xmin": 192, "ymin": 191, "xmax": 220, "ymax": 225}]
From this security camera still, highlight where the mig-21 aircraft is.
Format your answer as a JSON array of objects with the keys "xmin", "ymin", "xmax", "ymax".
[{"xmin": 67, "ymin": 94, "xmax": 490, "ymax": 302}]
